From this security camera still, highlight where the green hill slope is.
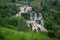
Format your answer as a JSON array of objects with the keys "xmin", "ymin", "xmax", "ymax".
[
  {"xmin": 0, "ymin": 0, "xmax": 60, "ymax": 40},
  {"xmin": 0, "ymin": 27, "xmax": 52, "ymax": 40}
]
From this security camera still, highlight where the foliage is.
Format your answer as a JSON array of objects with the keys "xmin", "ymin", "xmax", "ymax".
[
  {"xmin": 7, "ymin": 16, "xmax": 29, "ymax": 32},
  {"xmin": 47, "ymin": 30, "xmax": 55, "ymax": 38},
  {"xmin": 12, "ymin": 0, "xmax": 16, "ymax": 3},
  {"xmin": 40, "ymin": 1, "xmax": 60, "ymax": 39},
  {"xmin": 0, "ymin": 2, "xmax": 17, "ymax": 18},
  {"xmin": 0, "ymin": 0, "xmax": 12, "ymax": 2},
  {"xmin": 52, "ymin": 25, "xmax": 60, "ymax": 39},
  {"xmin": 21, "ymin": 13, "xmax": 30, "ymax": 20},
  {"xmin": 0, "ymin": 27, "xmax": 52, "ymax": 40},
  {"xmin": 52, "ymin": 0, "xmax": 58, "ymax": 6},
  {"xmin": 0, "ymin": 0, "xmax": 60, "ymax": 40},
  {"xmin": 47, "ymin": 25, "xmax": 60, "ymax": 40}
]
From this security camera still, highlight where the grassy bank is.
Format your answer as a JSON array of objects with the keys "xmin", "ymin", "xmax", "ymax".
[{"xmin": 0, "ymin": 27, "xmax": 53, "ymax": 40}]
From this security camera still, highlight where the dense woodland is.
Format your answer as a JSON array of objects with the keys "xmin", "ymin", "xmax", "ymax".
[{"xmin": 0, "ymin": 0, "xmax": 60, "ymax": 40}]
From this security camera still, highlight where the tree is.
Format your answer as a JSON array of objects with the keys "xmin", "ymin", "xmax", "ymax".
[
  {"xmin": 52, "ymin": 0, "xmax": 58, "ymax": 6},
  {"xmin": 48, "ymin": 25, "xmax": 60, "ymax": 39},
  {"xmin": 0, "ymin": 2, "xmax": 17, "ymax": 18},
  {"xmin": 7, "ymin": 16, "xmax": 30, "ymax": 32}
]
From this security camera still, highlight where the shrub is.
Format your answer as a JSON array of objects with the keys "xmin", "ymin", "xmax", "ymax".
[
  {"xmin": 0, "ymin": 27, "xmax": 51, "ymax": 40},
  {"xmin": 0, "ymin": 16, "xmax": 29, "ymax": 32},
  {"xmin": 0, "ymin": 32, "xmax": 5, "ymax": 40},
  {"xmin": 7, "ymin": 16, "xmax": 29, "ymax": 32},
  {"xmin": 47, "ymin": 30, "xmax": 55, "ymax": 38},
  {"xmin": 47, "ymin": 25, "xmax": 60, "ymax": 39},
  {"xmin": 52, "ymin": 25, "xmax": 60, "ymax": 39},
  {"xmin": 0, "ymin": 2, "xmax": 17, "ymax": 18},
  {"xmin": 21, "ymin": 13, "xmax": 30, "ymax": 20}
]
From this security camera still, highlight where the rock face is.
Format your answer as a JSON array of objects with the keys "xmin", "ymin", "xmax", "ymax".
[
  {"xmin": 26, "ymin": 13, "xmax": 48, "ymax": 32},
  {"xmin": 16, "ymin": 5, "xmax": 48, "ymax": 32}
]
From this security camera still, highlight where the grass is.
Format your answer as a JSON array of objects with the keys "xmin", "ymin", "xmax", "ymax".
[{"xmin": 0, "ymin": 27, "xmax": 53, "ymax": 40}]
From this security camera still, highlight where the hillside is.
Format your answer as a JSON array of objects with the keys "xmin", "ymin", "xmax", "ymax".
[
  {"xmin": 0, "ymin": 0, "xmax": 60, "ymax": 40},
  {"xmin": 0, "ymin": 27, "xmax": 52, "ymax": 40}
]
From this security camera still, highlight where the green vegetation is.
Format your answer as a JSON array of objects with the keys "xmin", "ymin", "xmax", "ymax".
[
  {"xmin": 0, "ymin": 27, "xmax": 52, "ymax": 40},
  {"xmin": 21, "ymin": 13, "xmax": 30, "ymax": 20},
  {"xmin": 0, "ymin": 0, "xmax": 60, "ymax": 40},
  {"xmin": 0, "ymin": 2, "xmax": 17, "ymax": 18},
  {"xmin": 41, "ymin": 1, "xmax": 60, "ymax": 40},
  {"xmin": 7, "ymin": 16, "xmax": 29, "ymax": 31},
  {"xmin": 0, "ymin": 16, "xmax": 29, "ymax": 32},
  {"xmin": 0, "ymin": 1, "xmax": 29, "ymax": 31}
]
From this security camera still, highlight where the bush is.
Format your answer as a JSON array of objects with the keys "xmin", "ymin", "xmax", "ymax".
[
  {"xmin": 0, "ymin": 27, "xmax": 51, "ymax": 40},
  {"xmin": 21, "ymin": 13, "xmax": 30, "ymax": 20},
  {"xmin": 47, "ymin": 25, "xmax": 60, "ymax": 39},
  {"xmin": 42, "ymin": 11, "xmax": 60, "ymax": 40},
  {"xmin": 7, "ymin": 16, "xmax": 29, "ymax": 32},
  {"xmin": 52, "ymin": 0, "xmax": 58, "ymax": 6},
  {"xmin": 42, "ymin": 5, "xmax": 48, "ymax": 11},
  {"xmin": 52, "ymin": 25, "xmax": 60, "ymax": 39},
  {"xmin": 0, "ymin": 16, "xmax": 29, "ymax": 32},
  {"xmin": 47, "ymin": 30, "xmax": 55, "ymax": 38},
  {"xmin": 55, "ymin": 31, "xmax": 60, "ymax": 39},
  {"xmin": 0, "ymin": 32, "xmax": 5, "ymax": 40},
  {"xmin": 0, "ymin": 2, "xmax": 17, "ymax": 18}
]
